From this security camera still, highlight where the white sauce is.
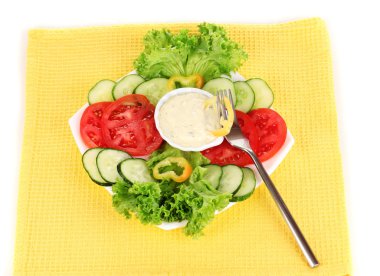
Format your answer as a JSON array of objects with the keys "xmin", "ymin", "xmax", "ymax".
[{"xmin": 158, "ymin": 93, "xmax": 220, "ymax": 148}]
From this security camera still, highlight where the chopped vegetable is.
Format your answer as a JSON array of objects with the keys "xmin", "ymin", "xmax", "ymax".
[
  {"xmin": 112, "ymin": 74, "xmax": 145, "ymax": 100},
  {"xmin": 96, "ymin": 148, "xmax": 131, "ymax": 184},
  {"xmin": 80, "ymin": 102, "xmax": 110, "ymax": 148},
  {"xmin": 112, "ymin": 165, "xmax": 231, "ymax": 237},
  {"xmin": 88, "ymin": 79, "xmax": 115, "ymax": 104},
  {"xmin": 201, "ymin": 140, "xmax": 253, "ymax": 167},
  {"xmin": 202, "ymin": 77, "xmax": 236, "ymax": 104},
  {"xmin": 167, "ymin": 74, "xmax": 205, "ymax": 90},
  {"xmin": 204, "ymin": 96, "xmax": 234, "ymax": 137},
  {"xmin": 248, "ymin": 108, "xmax": 287, "ymax": 161},
  {"xmin": 235, "ymin": 110, "xmax": 254, "ymax": 138},
  {"xmin": 100, "ymin": 94, "xmax": 163, "ymax": 156},
  {"xmin": 134, "ymin": 78, "xmax": 170, "ymax": 105},
  {"xmin": 112, "ymin": 180, "xmax": 162, "ymax": 225},
  {"xmin": 82, "ymin": 148, "xmax": 109, "ymax": 186},
  {"xmin": 111, "ymin": 144, "xmax": 212, "ymax": 235},
  {"xmin": 152, "ymin": 156, "xmax": 193, "ymax": 183},
  {"xmin": 147, "ymin": 143, "xmax": 210, "ymax": 169},
  {"xmin": 134, "ymin": 23, "xmax": 247, "ymax": 82},
  {"xmin": 218, "ymin": 165, "xmax": 243, "ymax": 194},
  {"xmin": 91, "ymin": 141, "xmax": 254, "ymax": 237},
  {"xmin": 246, "ymin": 78, "xmax": 274, "ymax": 110},
  {"xmin": 177, "ymin": 167, "xmax": 231, "ymax": 237},
  {"xmin": 234, "ymin": 81, "xmax": 255, "ymax": 112},
  {"xmin": 118, "ymin": 158, "xmax": 154, "ymax": 183},
  {"xmin": 231, "ymin": 168, "xmax": 256, "ymax": 202}
]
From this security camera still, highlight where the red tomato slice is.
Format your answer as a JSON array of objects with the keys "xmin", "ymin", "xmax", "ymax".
[
  {"xmin": 247, "ymin": 108, "xmax": 287, "ymax": 161},
  {"xmin": 102, "ymin": 94, "xmax": 151, "ymax": 128},
  {"xmin": 80, "ymin": 102, "xmax": 111, "ymax": 148},
  {"xmin": 235, "ymin": 110, "xmax": 255, "ymax": 138},
  {"xmin": 101, "ymin": 95, "xmax": 162, "ymax": 156},
  {"xmin": 201, "ymin": 140, "xmax": 253, "ymax": 167}
]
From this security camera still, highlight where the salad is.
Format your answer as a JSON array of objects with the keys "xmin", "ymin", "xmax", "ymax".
[{"xmin": 76, "ymin": 23, "xmax": 289, "ymax": 237}]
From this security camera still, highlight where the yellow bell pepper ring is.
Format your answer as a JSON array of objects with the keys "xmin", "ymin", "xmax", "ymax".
[
  {"xmin": 152, "ymin": 157, "xmax": 193, "ymax": 183},
  {"xmin": 167, "ymin": 74, "xmax": 205, "ymax": 90},
  {"xmin": 204, "ymin": 96, "xmax": 234, "ymax": 137}
]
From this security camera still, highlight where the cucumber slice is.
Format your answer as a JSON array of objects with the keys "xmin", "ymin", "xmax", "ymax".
[
  {"xmin": 118, "ymin": 158, "xmax": 154, "ymax": 183},
  {"xmin": 231, "ymin": 168, "xmax": 256, "ymax": 202},
  {"xmin": 202, "ymin": 78, "xmax": 236, "ymax": 105},
  {"xmin": 88, "ymin": 79, "xmax": 115, "ymax": 104},
  {"xmin": 247, "ymin": 78, "xmax": 274, "ymax": 110},
  {"xmin": 203, "ymin": 165, "xmax": 222, "ymax": 189},
  {"xmin": 96, "ymin": 149, "xmax": 131, "ymax": 184},
  {"xmin": 134, "ymin": 78, "xmax": 169, "ymax": 105},
  {"xmin": 82, "ymin": 148, "xmax": 109, "ymax": 186},
  {"xmin": 234, "ymin": 81, "xmax": 255, "ymax": 112},
  {"xmin": 112, "ymin": 74, "xmax": 145, "ymax": 100},
  {"xmin": 218, "ymin": 165, "xmax": 243, "ymax": 194}
]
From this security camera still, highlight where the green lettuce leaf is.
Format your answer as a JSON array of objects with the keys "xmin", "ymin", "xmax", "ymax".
[
  {"xmin": 134, "ymin": 23, "xmax": 247, "ymax": 82},
  {"xmin": 146, "ymin": 143, "xmax": 210, "ymax": 170},
  {"xmin": 133, "ymin": 29, "xmax": 197, "ymax": 79},
  {"xmin": 161, "ymin": 167, "xmax": 231, "ymax": 237},
  {"xmin": 185, "ymin": 23, "xmax": 248, "ymax": 81},
  {"xmin": 112, "ymin": 165, "xmax": 231, "ymax": 237},
  {"xmin": 112, "ymin": 180, "xmax": 162, "ymax": 225}
]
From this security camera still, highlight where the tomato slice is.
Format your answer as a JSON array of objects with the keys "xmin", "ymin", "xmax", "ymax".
[
  {"xmin": 202, "ymin": 109, "xmax": 287, "ymax": 165},
  {"xmin": 247, "ymin": 108, "xmax": 287, "ymax": 161},
  {"xmin": 102, "ymin": 94, "xmax": 151, "ymax": 128},
  {"xmin": 80, "ymin": 102, "xmax": 111, "ymax": 148},
  {"xmin": 101, "ymin": 95, "xmax": 163, "ymax": 156},
  {"xmin": 235, "ymin": 110, "xmax": 254, "ymax": 138},
  {"xmin": 201, "ymin": 140, "xmax": 253, "ymax": 167}
]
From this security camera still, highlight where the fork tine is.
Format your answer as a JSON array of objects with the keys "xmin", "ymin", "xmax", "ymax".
[
  {"xmin": 216, "ymin": 90, "xmax": 222, "ymax": 121},
  {"xmin": 222, "ymin": 89, "xmax": 228, "ymax": 115},
  {"xmin": 226, "ymin": 89, "xmax": 239, "ymax": 125},
  {"xmin": 218, "ymin": 90, "xmax": 228, "ymax": 120}
]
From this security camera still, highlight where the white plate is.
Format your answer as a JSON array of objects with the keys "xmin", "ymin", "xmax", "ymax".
[{"xmin": 68, "ymin": 72, "xmax": 294, "ymax": 230}]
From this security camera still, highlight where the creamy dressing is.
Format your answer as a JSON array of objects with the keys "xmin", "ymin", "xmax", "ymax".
[{"xmin": 158, "ymin": 93, "xmax": 220, "ymax": 148}]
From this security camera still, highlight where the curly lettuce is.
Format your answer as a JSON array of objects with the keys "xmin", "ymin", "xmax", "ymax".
[
  {"xmin": 112, "ymin": 180, "xmax": 162, "ymax": 225},
  {"xmin": 112, "ymin": 166, "xmax": 231, "ymax": 237},
  {"xmin": 170, "ymin": 167, "xmax": 231, "ymax": 237},
  {"xmin": 134, "ymin": 23, "xmax": 248, "ymax": 82}
]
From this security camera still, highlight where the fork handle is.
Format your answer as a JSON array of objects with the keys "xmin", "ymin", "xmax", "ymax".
[{"xmin": 243, "ymin": 148, "xmax": 319, "ymax": 268}]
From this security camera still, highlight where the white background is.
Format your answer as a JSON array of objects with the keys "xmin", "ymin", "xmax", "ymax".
[{"xmin": 1, "ymin": 0, "xmax": 379, "ymax": 275}]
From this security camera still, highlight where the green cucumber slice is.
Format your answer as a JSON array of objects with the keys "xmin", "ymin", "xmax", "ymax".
[
  {"xmin": 218, "ymin": 165, "xmax": 243, "ymax": 194},
  {"xmin": 203, "ymin": 165, "xmax": 223, "ymax": 189},
  {"xmin": 134, "ymin": 78, "xmax": 169, "ymax": 105},
  {"xmin": 118, "ymin": 158, "xmax": 154, "ymax": 183},
  {"xmin": 231, "ymin": 168, "xmax": 256, "ymax": 202},
  {"xmin": 112, "ymin": 74, "xmax": 145, "ymax": 100},
  {"xmin": 234, "ymin": 81, "xmax": 255, "ymax": 112},
  {"xmin": 202, "ymin": 78, "xmax": 236, "ymax": 105},
  {"xmin": 247, "ymin": 78, "xmax": 274, "ymax": 110},
  {"xmin": 88, "ymin": 79, "xmax": 115, "ymax": 104},
  {"xmin": 96, "ymin": 149, "xmax": 131, "ymax": 184},
  {"xmin": 82, "ymin": 148, "xmax": 109, "ymax": 186}
]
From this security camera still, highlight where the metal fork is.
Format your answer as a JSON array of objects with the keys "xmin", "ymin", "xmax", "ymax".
[{"xmin": 216, "ymin": 89, "xmax": 319, "ymax": 268}]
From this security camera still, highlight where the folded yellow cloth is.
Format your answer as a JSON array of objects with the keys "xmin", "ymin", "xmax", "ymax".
[{"xmin": 15, "ymin": 18, "xmax": 351, "ymax": 275}]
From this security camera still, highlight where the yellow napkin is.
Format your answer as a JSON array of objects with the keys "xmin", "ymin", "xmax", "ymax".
[{"xmin": 15, "ymin": 18, "xmax": 351, "ymax": 275}]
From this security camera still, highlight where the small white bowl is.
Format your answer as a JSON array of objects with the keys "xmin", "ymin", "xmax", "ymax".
[{"xmin": 154, "ymin": 88, "xmax": 224, "ymax": 152}]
